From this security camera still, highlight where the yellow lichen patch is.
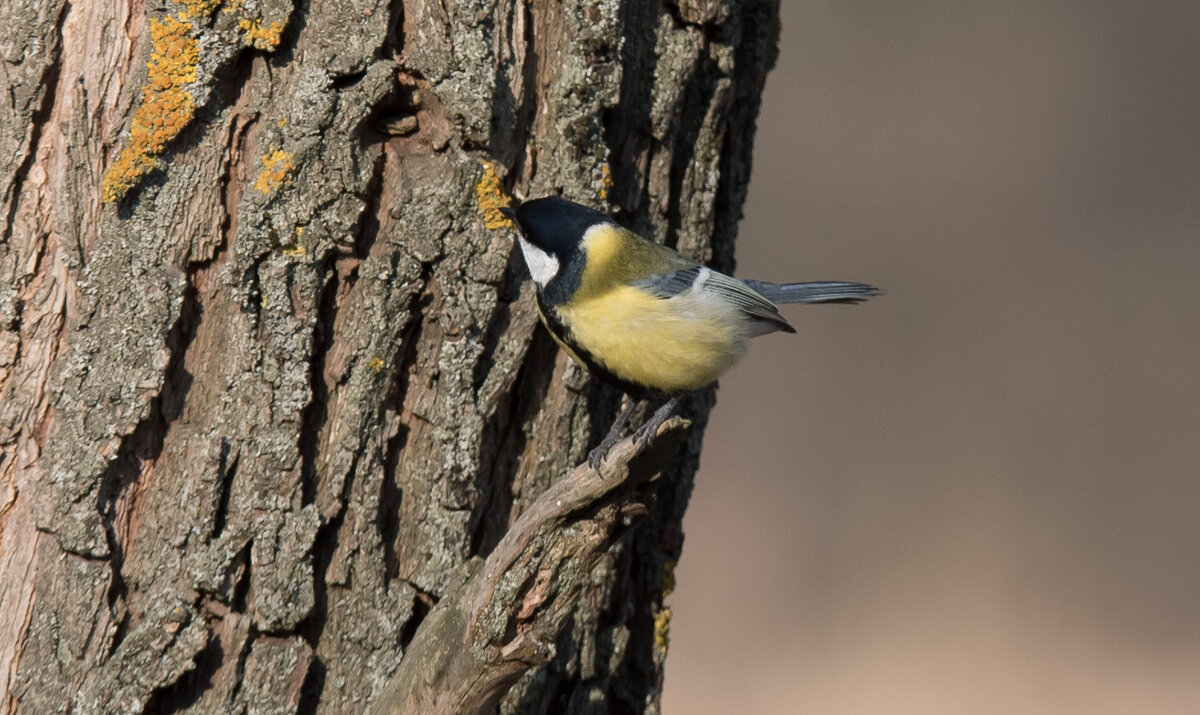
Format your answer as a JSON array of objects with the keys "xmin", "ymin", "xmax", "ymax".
[
  {"xmin": 222, "ymin": 0, "xmax": 245, "ymax": 13},
  {"xmin": 238, "ymin": 18, "xmax": 286, "ymax": 50},
  {"xmin": 254, "ymin": 150, "xmax": 294, "ymax": 193},
  {"xmin": 102, "ymin": 14, "xmax": 200, "ymax": 203},
  {"xmin": 181, "ymin": 0, "xmax": 221, "ymax": 19},
  {"xmin": 598, "ymin": 163, "xmax": 613, "ymax": 200},
  {"xmin": 475, "ymin": 160, "xmax": 513, "ymax": 229},
  {"xmin": 368, "ymin": 357, "xmax": 385, "ymax": 373},
  {"xmin": 101, "ymin": 149, "xmax": 160, "ymax": 203},
  {"xmin": 654, "ymin": 607, "xmax": 672, "ymax": 652},
  {"xmin": 148, "ymin": 14, "xmax": 200, "ymax": 89},
  {"xmin": 282, "ymin": 245, "xmax": 306, "ymax": 257}
]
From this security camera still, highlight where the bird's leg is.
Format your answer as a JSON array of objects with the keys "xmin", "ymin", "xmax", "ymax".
[
  {"xmin": 588, "ymin": 398, "xmax": 641, "ymax": 471},
  {"xmin": 633, "ymin": 395, "xmax": 681, "ymax": 450}
]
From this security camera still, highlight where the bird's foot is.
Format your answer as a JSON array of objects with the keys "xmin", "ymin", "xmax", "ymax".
[
  {"xmin": 632, "ymin": 397, "xmax": 680, "ymax": 452},
  {"xmin": 588, "ymin": 432, "xmax": 622, "ymax": 471},
  {"xmin": 589, "ymin": 399, "xmax": 640, "ymax": 472},
  {"xmin": 588, "ymin": 397, "xmax": 681, "ymax": 472}
]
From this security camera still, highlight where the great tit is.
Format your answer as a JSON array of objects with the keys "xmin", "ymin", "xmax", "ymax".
[{"xmin": 503, "ymin": 196, "xmax": 878, "ymax": 469}]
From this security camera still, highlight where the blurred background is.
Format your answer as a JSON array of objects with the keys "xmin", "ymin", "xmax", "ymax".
[{"xmin": 663, "ymin": 2, "xmax": 1200, "ymax": 713}]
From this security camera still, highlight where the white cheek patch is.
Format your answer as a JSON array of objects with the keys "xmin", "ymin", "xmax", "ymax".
[{"xmin": 517, "ymin": 236, "xmax": 560, "ymax": 287}]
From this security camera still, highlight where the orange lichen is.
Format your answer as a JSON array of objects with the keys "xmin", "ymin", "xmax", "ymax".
[
  {"xmin": 102, "ymin": 14, "xmax": 200, "ymax": 203},
  {"xmin": 238, "ymin": 18, "xmax": 286, "ymax": 49},
  {"xmin": 598, "ymin": 163, "xmax": 613, "ymax": 200},
  {"xmin": 475, "ymin": 160, "xmax": 513, "ymax": 229},
  {"xmin": 181, "ymin": 0, "xmax": 221, "ymax": 18},
  {"xmin": 368, "ymin": 357, "xmax": 385, "ymax": 373},
  {"xmin": 254, "ymin": 150, "xmax": 294, "ymax": 193}
]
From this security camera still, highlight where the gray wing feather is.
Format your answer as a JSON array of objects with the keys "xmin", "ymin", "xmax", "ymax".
[
  {"xmin": 741, "ymin": 279, "xmax": 880, "ymax": 304},
  {"xmin": 634, "ymin": 267, "xmax": 794, "ymax": 331}
]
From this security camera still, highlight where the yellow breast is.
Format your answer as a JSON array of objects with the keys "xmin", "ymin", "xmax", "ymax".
[{"xmin": 557, "ymin": 285, "xmax": 748, "ymax": 393}]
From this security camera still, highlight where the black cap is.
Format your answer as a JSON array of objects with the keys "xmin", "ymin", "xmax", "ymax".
[{"xmin": 512, "ymin": 196, "xmax": 613, "ymax": 258}]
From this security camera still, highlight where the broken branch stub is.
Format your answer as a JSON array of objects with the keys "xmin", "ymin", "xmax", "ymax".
[{"xmin": 368, "ymin": 418, "xmax": 690, "ymax": 715}]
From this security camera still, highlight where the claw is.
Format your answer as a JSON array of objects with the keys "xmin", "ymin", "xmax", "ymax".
[
  {"xmin": 587, "ymin": 443, "xmax": 609, "ymax": 471},
  {"xmin": 589, "ymin": 399, "xmax": 639, "ymax": 473},
  {"xmin": 588, "ymin": 430, "xmax": 623, "ymax": 470},
  {"xmin": 587, "ymin": 396, "xmax": 681, "ymax": 472},
  {"xmin": 632, "ymin": 397, "xmax": 680, "ymax": 453}
]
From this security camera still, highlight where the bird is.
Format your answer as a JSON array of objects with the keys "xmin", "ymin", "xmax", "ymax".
[{"xmin": 502, "ymin": 196, "xmax": 878, "ymax": 469}]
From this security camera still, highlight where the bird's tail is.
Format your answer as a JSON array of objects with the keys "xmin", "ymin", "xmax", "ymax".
[{"xmin": 742, "ymin": 280, "xmax": 880, "ymax": 305}]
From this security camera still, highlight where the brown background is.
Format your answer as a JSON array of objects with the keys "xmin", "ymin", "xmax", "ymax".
[{"xmin": 663, "ymin": 2, "xmax": 1200, "ymax": 713}]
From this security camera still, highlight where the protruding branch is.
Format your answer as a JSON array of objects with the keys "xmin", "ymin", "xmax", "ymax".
[{"xmin": 368, "ymin": 418, "xmax": 690, "ymax": 715}]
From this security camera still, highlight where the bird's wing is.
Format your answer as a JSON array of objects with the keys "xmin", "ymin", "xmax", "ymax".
[{"xmin": 633, "ymin": 266, "xmax": 793, "ymax": 330}]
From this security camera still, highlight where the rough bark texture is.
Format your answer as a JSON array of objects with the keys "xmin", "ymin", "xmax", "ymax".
[{"xmin": 0, "ymin": 0, "xmax": 778, "ymax": 712}]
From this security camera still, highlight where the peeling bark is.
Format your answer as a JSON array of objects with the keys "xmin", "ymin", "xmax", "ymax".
[{"xmin": 0, "ymin": 0, "xmax": 779, "ymax": 712}]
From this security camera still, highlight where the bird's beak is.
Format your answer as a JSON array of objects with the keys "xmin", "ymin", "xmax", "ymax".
[{"xmin": 498, "ymin": 205, "xmax": 516, "ymax": 219}]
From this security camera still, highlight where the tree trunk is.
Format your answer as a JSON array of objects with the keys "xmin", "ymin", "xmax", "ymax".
[{"xmin": 0, "ymin": 0, "xmax": 778, "ymax": 711}]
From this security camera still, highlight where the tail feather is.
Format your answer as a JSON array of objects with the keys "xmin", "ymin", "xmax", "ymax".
[{"xmin": 743, "ymin": 280, "xmax": 880, "ymax": 305}]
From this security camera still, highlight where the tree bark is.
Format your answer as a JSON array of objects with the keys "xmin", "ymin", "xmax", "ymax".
[{"xmin": 0, "ymin": 0, "xmax": 778, "ymax": 712}]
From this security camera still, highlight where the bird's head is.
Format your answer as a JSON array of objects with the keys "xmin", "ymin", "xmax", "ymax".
[{"xmin": 503, "ymin": 196, "xmax": 613, "ymax": 289}]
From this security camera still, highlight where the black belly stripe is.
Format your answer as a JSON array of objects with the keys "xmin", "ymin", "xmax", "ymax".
[{"xmin": 535, "ymin": 295, "xmax": 668, "ymax": 399}]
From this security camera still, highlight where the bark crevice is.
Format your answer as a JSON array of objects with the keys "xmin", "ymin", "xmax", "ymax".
[{"xmin": 1, "ymin": 0, "xmax": 67, "ymax": 244}]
